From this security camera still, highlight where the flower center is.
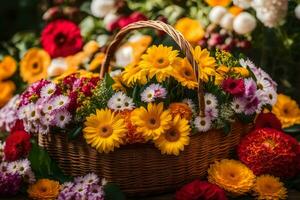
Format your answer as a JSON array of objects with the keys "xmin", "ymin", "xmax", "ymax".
[
  {"xmin": 31, "ymin": 62, "xmax": 43, "ymax": 74},
  {"xmin": 54, "ymin": 33, "xmax": 67, "ymax": 46},
  {"xmin": 262, "ymin": 139, "xmax": 276, "ymax": 149},
  {"xmin": 200, "ymin": 120, "xmax": 206, "ymax": 126},
  {"xmin": 229, "ymin": 82, "xmax": 237, "ymax": 89},
  {"xmin": 39, "ymin": 186, "xmax": 48, "ymax": 193},
  {"xmin": 155, "ymin": 57, "xmax": 170, "ymax": 68},
  {"xmin": 257, "ymin": 83, "xmax": 263, "ymax": 90},
  {"xmin": 165, "ymin": 129, "xmax": 180, "ymax": 142},
  {"xmin": 206, "ymin": 100, "xmax": 211, "ymax": 105},
  {"xmin": 148, "ymin": 117, "xmax": 160, "ymax": 129},
  {"xmin": 99, "ymin": 125, "xmax": 112, "ymax": 138},
  {"xmin": 60, "ymin": 116, "xmax": 65, "ymax": 121}
]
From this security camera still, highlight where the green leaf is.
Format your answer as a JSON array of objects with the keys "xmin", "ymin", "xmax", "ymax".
[
  {"xmin": 28, "ymin": 140, "xmax": 71, "ymax": 183},
  {"xmin": 68, "ymin": 126, "xmax": 83, "ymax": 140},
  {"xmin": 223, "ymin": 122, "xmax": 231, "ymax": 135},
  {"xmin": 80, "ymin": 2, "xmax": 92, "ymax": 15},
  {"xmin": 104, "ymin": 183, "xmax": 126, "ymax": 200},
  {"xmin": 105, "ymin": 73, "xmax": 115, "ymax": 87},
  {"xmin": 283, "ymin": 124, "xmax": 300, "ymax": 134}
]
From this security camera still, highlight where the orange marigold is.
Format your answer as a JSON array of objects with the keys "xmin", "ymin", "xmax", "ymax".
[
  {"xmin": 27, "ymin": 179, "xmax": 60, "ymax": 200},
  {"xmin": 169, "ymin": 103, "xmax": 193, "ymax": 121}
]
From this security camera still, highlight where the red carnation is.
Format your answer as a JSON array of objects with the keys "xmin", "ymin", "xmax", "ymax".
[
  {"xmin": 41, "ymin": 19, "xmax": 83, "ymax": 58},
  {"xmin": 4, "ymin": 130, "xmax": 31, "ymax": 161},
  {"xmin": 238, "ymin": 128, "xmax": 300, "ymax": 178},
  {"xmin": 175, "ymin": 180, "xmax": 228, "ymax": 200},
  {"xmin": 222, "ymin": 78, "xmax": 245, "ymax": 96},
  {"xmin": 254, "ymin": 113, "xmax": 282, "ymax": 131}
]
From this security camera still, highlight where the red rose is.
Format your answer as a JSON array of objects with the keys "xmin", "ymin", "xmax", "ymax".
[
  {"xmin": 238, "ymin": 128, "xmax": 300, "ymax": 178},
  {"xmin": 41, "ymin": 19, "xmax": 83, "ymax": 58},
  {"xmin": 222, "ymin": 78, "xmax": 245, "ymax": 96},
  {"xmin": 254, "ymin": 112, "xmax": 282, "ymax": 131},
  {"xmin": 4, "ymin": 130, "xmax": 31, "ymax": 161},
  {"xmin": 175, "ymin": 180, "xmax": 228, "ymax": 200}
]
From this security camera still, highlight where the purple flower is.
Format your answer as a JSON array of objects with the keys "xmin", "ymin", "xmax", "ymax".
[
  {"xmin": 244, "ymin": 78, "xmax": 257, "ymax": 99},
  {"xmin": 0, "ymin": 172, "xmax": 22, "ymax": 196},
  {"xmin": 87, "ymin": 184, "xmax": 105, "ymax": 200},
  {"xmin": 244, "ymin": 96, "xmax": 259, "ymax": 115}
]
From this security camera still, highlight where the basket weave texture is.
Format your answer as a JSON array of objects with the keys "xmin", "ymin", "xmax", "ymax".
[{"xmin": 39, "ymin": 20, "xmax": 251, "ymax": 196}]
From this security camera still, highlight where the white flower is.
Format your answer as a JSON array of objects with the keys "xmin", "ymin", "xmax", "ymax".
[
  {"xmin": 52, "ymin": 110, "xmax": 72, "ymax": 128},
  {"xmin": 231, "ymin": 98, "xmax": 246, "ymax": 113},
  {"xmin": 15, "ymin": 159, "xmax": 31, "ymax": 176},
  {"xmin": 38, "ymin": 124, "xmax": 50, "ymax": 135},
  {"xmin": 41, "ymin": 114, "xmax": 53, "ymax": 126},
  {"xmin": 74, "ymin": 175, "xmax": 85, "ymax": 184},
  {"xmin": 108, "ymin": 92, "xmax": 134, "ymax": 111},
  {"xmin": 73, "ymin": 183, "xmax": 88, "ymax": 195},
  {"xmin": 204, "ymin": 93, "xmax": 218, "ymax": 109},
  {"xmin": 47, "ymin": 58, "xmax": 68, "ymax": 77},
  {"xmin": 104, "ymin": 12, "xmax": 119, "ymax": 30},
  {"xmin": 42, "ymin": 102, "xmax": 55, "ymax": 114},
  {"xmin": 141, "ymin": 84, "xmax": 167, "ymax": 103},
  {"xmin": 25, "ymin": 103, "xmax": 39, "ymax": 121},
  {"xmin": 61, "ymin": 182, "xmax": 74, "ymax": 191},
  {"xmin": 256, "ymin": 76, "xmax": 272, "ymax": 92},
  {"xmin": 233, "ymin": 0, "xmax": 252, "ymax": 9},
  {"xmin": 23, "ymin": 169, "xmax": 36, "ymax": 184},
  {"xmin": 209, "ymin": 6, "xmax": 228, "ymax": 24},
  {"xmin": 194, "ymin": 116, "xmax": 212, "ymax": 132},
  {"xmin": 220, "ymin": 13, "xmax": 234, "ymax": 30},
  {"xmin": 40, "ymin": 83, "xmax": 56, "ymax": 98},
  {"xmin": 0, "ymin": 95, "xmax": 20, "ymax": 132},
  {"xmin": 90, "ymin": 0, "xmax": 116, "ymax": 18},
  {"xmin": 122, "ymin": 96, "xmax": 135, "ymax": 111},
  {"xmin": 205, "ymin": 107, "xmax": 219, "ymax": 120},
  {"xmin": 115, "ymin": 46, "xmax": 134, "ymax": 67},
  {"xmin": 233, "ymin": 12, "xmax": 257, "ymax": 35},
  {"xmin": 141, "ymin": 87, "xmax": 155, "ymax": 103},
  {"xmin": 7, "ymin": 161, "xmax": 20, "ymax": 175},
  {"xmin": 182, "ymin": 98, "xmax": 196, "ymax": 113},
  {"xmin": 52, "ymin": 95, "xmax": 70, "ymax": 110},
  {"xmin": 265, "ymin": 89, "xmax": 277, "ymax": 106},
  {"xmin": 295, "ymin": 5, "xmax": 300, "ymax": 20},
  {"xmin": 83, "ymin": 173, "xmax": 99, "ymax": 185},
  {"xmin": 109, "ymin": 70, "xmax": 122, "ymax": 78}
]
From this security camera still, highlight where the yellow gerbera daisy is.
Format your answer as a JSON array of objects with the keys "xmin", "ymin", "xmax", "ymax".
[
  {"xmin": 83, "ymin": 108, "xmax": 127, "ymax": 153},
  {"xmin": 173, "ymin": 58, "xmax": 198, "ymax": 89},
  {"xmin": 175, "ymin": 17, "xmax": 205, "ymax": 44},
  {"xmin": 27, "ymin": 179, "xmax": 60, "ymax": 200},
  {"xmin": 0, "ymin": 81, "xmax": 16, "ymax": 107},
  {"xmin": 205, "ymin": 0, "xmax": 231, "ymax": 7},
  {"xmin": 139, "ymin": 45, "xmax": 178, "ymax": 82},
  {"xmin": 131, "ymin": 103, "xmax": 172, "ymax": 140},
  {"xmin": 121, "ymin": 64, "xmax": 148, "ymax": 86},
  {"xmin": 112, "ymin": 74, "xmax": 126, "ymax": 92},
  {"xmin": 208, "ymin": 159, "xmax": 255, "ymax": 196},
  {"xmin": 272, "ymin": 94, "xmax": 300, "ymax": 128},
  {"xmin": 253, "ymin": 175, "xmax": 287, "ymax": 200},
  {"xmin": 20, "ymin": 48, "xmax": 50, "ymax": 83},
  {"xmin": 154, "ymin": 115, "xmax": 190, "ymax": 156},
  {"xmin": 193, "ymin": 46, "xmax": 216, "ymax": 82},
  {"xmin": 0, "ymin": 56, "xmax": 17, "ymax": 81}
]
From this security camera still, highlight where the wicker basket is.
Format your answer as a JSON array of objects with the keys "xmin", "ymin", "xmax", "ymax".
[{"xmin": 39, "ymin": 20, "xmax": 251, "ymax": 196}]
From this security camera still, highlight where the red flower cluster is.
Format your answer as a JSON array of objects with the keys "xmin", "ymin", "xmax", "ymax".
[
  {"xmin": 175, "ymin": 180, "xmax": 228, "ymax": 200},
  {"xmin": 222, "ymin": 78, "xmax": 245, "ymax": 96},
  {"xmin": 4, "ymin": 130, "xmax": 31, "ymax": 161},
  {"xmin": 238, "ymin": 128, "xmax": 300, "ymax": 178},
  {"xmin": 108, "ymin": 12, "xmax": 147, "ymax": 31},
  {"xmin": 254, "ymin": 113, "xmax": 282, "ymax": 131},
  {"xmin": 41, "ymin": 19, "xmax": 83, "ymax": 58}
]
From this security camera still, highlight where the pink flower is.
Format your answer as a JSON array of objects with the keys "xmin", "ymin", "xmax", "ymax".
[{"xmin": 222, "ymin": 78, "xmax": 245, "ymax": 96}]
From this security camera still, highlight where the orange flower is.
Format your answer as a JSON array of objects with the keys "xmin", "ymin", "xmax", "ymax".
[
  {"xmin": 205, "ymin": 0, "xmax": 231, "ymax": 7},
  {"xmin": 0, "ymin": 81, "xmax": 16, "ymax": 107},
  {"xmin": 228, "ymin": 6, "xmax": 243, "ymax": 16},
  {"xmin": 169, "ymin": 103, "xmax": 193, "ymax": 120},
  {"xmin": 0, "ymin": 56, "xmax": 17, "ymax": 81},
  {"xmin": 175, "ymin": 18, "xmax": 205, "ymax": 44},
  {"xmin": 27, "ymin": 179, "xmax": 60, "ymax": 200}
]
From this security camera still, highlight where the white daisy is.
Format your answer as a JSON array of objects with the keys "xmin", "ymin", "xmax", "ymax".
[
  {"xmin": 204, "ymin": 93, "xmax": 218, "ymax": 109},
  {"xmin": 265, "ymin": 88, "xmax": 277, "ymax": 106},
  {"xmin": 83, "ymin": 173, "xmax": 99, "ymax": 185},
  {"xmin": 40, "ymin": 83, "xmax": 56, "ymax": 98},
  {"xmin": 41, "ymin": 114, "xmax": 53, "ymax": 126},
  {"xmin": 194, "ymin": 116, "xmax": 212, "ymax": 132},
  {"xmin": 107, "ymin": 92, "xmax": 128, "ymax": 111},
  {"xmin": 256, "ymin": 76, "xmax": 272, "ymax": 92},
  {"xmin": 149, "ymin": 84, "xmax": 167, "ymax": 99},
  {"xmin": 38, "ymin": 124, "xmax": 50, "ymax": 135},
  {"xmin": 182, "ymin": 98, "xmax": 196, "ymax": 113},
  {"xmin": 7, "ymin": 161, "xmax": 19, "ymax": 174},
  {"xmin": 42, "ymin": 102, "xmax": 55, "ymax": 114},
  {"xmin": 52, "ymin": 110, "xmax": 72, "ymax": 128},
  {"xmin": 61, "ymin": 182, "xmax": 74, "ymax": 191},
  {"xmin": 26, "ymin": 104, "xmax": 39, "ymax": 121},
  {"xmin": 140, "ymin": 87, "xmax": 155, "ymax": 103},
  {"xmin": 231, "ymin": 98, "xmax": 246, "ymax": 113},
  {"xmin": 88, "ymin": 184, "xmax": 104, "ymax": 198},
  {"xmin": 73, "ymin": 183, "xmax": 88, "ymax": 196},
  {"xmin": 23, "ymin": 169, "xmax": 36, "ymax": 184},
  {"xmin": 74, "ymin": 176, "xmax": 85, "ymax": 184},
  {"xmin": 52, "ymin": 95, "xmax": 70, "ymax": 110},
  {"xmin": 15, "ymin": 159, "xmax": 30, "ymax": 176},
  {"xmin": 17, "ymin": 105, "xmax": 28, "ymax": 119},
  {"xmin": 205, "ymin": 107, "xmax": 219, "ymax": 120},
  {"xmin": 122, "ymin": 96, "xmax": 135, "ymax": 110}
]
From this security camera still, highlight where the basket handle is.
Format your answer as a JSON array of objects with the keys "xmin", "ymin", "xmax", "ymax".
[{"xmin": 100, "ymin": 20, "xmax": 205, "ymax": 117}]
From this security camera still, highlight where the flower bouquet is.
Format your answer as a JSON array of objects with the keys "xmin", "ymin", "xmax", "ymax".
[{"xmin": 0, "ymin": 20, "xmax": 277, "ymax": 196}]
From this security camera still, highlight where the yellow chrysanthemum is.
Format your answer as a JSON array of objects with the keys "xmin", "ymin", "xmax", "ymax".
[
  {"xmin": 253, "ymin": 175, "xmax": 287, "ymax": 200},
  {"xmin": 0, "ymin": 81, "xmax": 16, "ymax": 107},
  {"xmin": 228, "ymin": 6, "xmax": 243, "ymax": 16},
  {"xmin": 89, "ymin": 52, "xmax": 106, "ymax": 71},
  {"xmin": 173, "ymin": 58, "xmax": 198, "ymax": 89},
  {"xmin": 83, "ymin": 108, "xmax": 127, "ymax": 153},
  {"xmin": 169, "ymin": 102, "xmax": 193, "ymax": 120},
  {"xmin": 20, "ymin": 48, "xmax": 50, "ymax": 83},
  {"xmin": 208, "ymin": 159, "xmax": 255, "ymax": 196},
  {"xmin": 154, "ymin": 115, "xmax": 190, "ymax": 156},
  {"xmin": 175, "ymin": 17, "xmax": 205, "ymax": 44},
  {"xmin": 131, "ymin": 103, "xmax": 172, "ymax": 140},
  {"xmin": 121, "ymin": 64, "xmax": 148, "ymax": 86},
  {"xmin": 27, "ymin": 179, "xmax": 60, "ymax": 200},
  {"xmin": 139, "ymin": 45, "xmax": 178, "ymax": 82},
  {"xmin": 112, "ymin": 74, "xmax": 126, "ymax": 92},
  {"xmin": 231, "ymin": 67, "xmax": 249, "ymax": 77},
  {"xmin": 0, "ymin": 56, "xmax": 17, "ymax": 81},
  {"xmin": 205, "ymin": 0, "xmax": 231, "ymax": 6},
  {"xmin": 272, "ymin": 94, "xmax": 300, "ymax": 128},
  {"xmin": 193, "ymin": 46, "xmax": 216, "ymax": 82}
]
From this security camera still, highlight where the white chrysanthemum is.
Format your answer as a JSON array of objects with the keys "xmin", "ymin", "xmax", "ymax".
[
  {"xmin": 256, "ymin": 76, "xmax": 272, "ymax": 92},
  {"xmin": 141, "ymin": 87, "xmax": 155, "ymax": 103},
  {"xmin": 24, "ymin": 103, "xmax": 39, "ymax": 121},
  {"xmin": 42, "ymin": 102, "xmax": 55, "ymax": 114},
  {"xmin": 107, "ymin": 92, "xmax": 134, "ymax": 111},
  {"xmin": 258, "ymin": 88, "xmax": 277, "ymax": 106},
  {"xmin": 7, "ymin": 161, "xmax": 20, "ymax": 175},
  {"xmin": 220, "ymin": 13, "xmax": 234, "ymax": 30},
  {"xmin": 109, "ymin": 70, "xmax": 122, "ymax": 78},
  {"xmin": 23, "ymin": 169, "xmax": 36, "ymax": 184},
  {"xmin": 295, "ymin": 5, "xmax": 300, "ymax": 20},
  {"xmin": 83, "ymin": 173, "xmax": 99, "ymax": 185},
  {"xmin": 194, "ymin": 116, "xmax": 212, "ymax": 132},
  {"xmin": 52, "ymin": 95, "xmax": 70, "ymax": 110},
  {"xmin": 233, "ymin": 12, "xmax": 257, "ymax": 35},
  {"xmin": 265, "ymin": 88, "xmax": 277, "ymax": 106},
  {"xmin": 205, "ymin": 107, "xmax": 219, "ymax": 120},
  {"xmin": 52, "ymin": 110, "xmax": 72, "ymax": 128},
  {"xmin": 204, "ymin": 93, "xmax": 218, "ymax": 109},
  {"xmin": 252, "ymin": 0, "xmax": 288, "ymax": 28},
  {"xmin": 15, "ymin": 159, "xmax": 30, "ymax": 176},
  {"xmin": 47, "ymin": 58, "xmax": 68, "ymax": 77},
  {"xmin": 231, "ymin": 98, "xmax": 246, "ymax": 113},
  {"xmin": 73, "ymin": 183, "xmax": 88, "ymax": 195},
  {"xmin": 233, "ymin": 0, "xmax": 252, "ymax": 8},
  {"xmin": 182, "ymin": 98, "xmax": 196, "ymax": 113},
  {"xmin": 209, "ymin": 6, "xmax": 227, "ymax": 24},
  {"xmin": 40, "ymin": 83, "xmax": 56, "ymax": 98},
  {"xmin": 90, "ymin": 0, "xmax": 116, "ymax": 18}
]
